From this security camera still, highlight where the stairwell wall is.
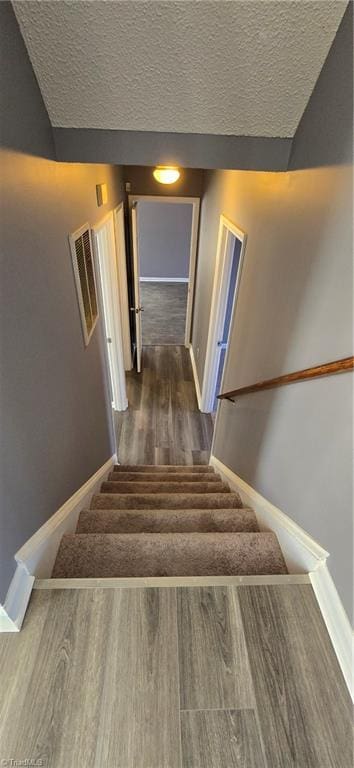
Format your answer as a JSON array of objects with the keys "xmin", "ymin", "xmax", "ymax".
[
  {"xmin": 192, "ymin": 5, "xmax": 353, "ymax": 620},
  {"xmin": 0, "ymin": 3, "xmax": 123, "ymax": 603}
]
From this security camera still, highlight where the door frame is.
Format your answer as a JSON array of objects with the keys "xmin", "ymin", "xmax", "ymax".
[
  {"xmin": 113, "ymin": 202, "xmax": 132, "ymax": 371},
  {"xmin": 131, "ymin": 202, "xmax": 143, "ymax": 373},
  {"xmin": 200, "ymin": 214, "xmax": 247, "ymax": 413},
  {"xmin": 128, "ymin": 194, "xmax": 200, "ymax": 348},
  {"xmin": 92, "ymin": 212, "xmax": 128, "ymax": 411}
]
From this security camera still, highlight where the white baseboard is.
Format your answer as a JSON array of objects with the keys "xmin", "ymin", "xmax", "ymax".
[
  {"xmin": 0, "ymin": 454, "xmax": 116, "ymax": 632},
  {"xmin": 140, "ymin": 277, "xmax": 189, "ymax": 283},
  {"xmin": 310, "ymin": 563, "xmax": 353, "ymax": 700},
  {"xmin": 0, "ymin": 564, "xmax": 34, "ymax": 632},
  {"xmin": 210, "ymin": 455, "xmax": 328, "ymax": 573},
  {"xmin": 189, "ymin": 345, "xmax": 202, "ymax": 409},
  {"xmin": 210, "ymin": 454, "xmax": 353, "ymax": 701}
]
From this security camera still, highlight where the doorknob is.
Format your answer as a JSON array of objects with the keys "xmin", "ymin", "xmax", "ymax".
[
  {"xmin": 107, "ymin": 337, "xmax": 112, "ymax": 344},
  {"xmin": 130, "ymin": 306, "xmax": 144, "ymax": 314}
]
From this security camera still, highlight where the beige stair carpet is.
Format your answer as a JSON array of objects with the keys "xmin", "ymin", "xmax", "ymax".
[
  {"xmin": 51, "ymin": 463, "xmax": 288, "ymax": 578},
  {"xmin": 101, "ymin": 480, "xmax": 230, "ymax": 494},
  {"xmin": 77, "ymin": 507, "xmax": 258, "ymax": 534},
  {"xmin": 107, "ymin": 471, "xmax": 221, "ymax": 482},
  {"xmin": 52, "ymin": 532, "xmax": 287, "ymax": 578},
  {"xmin": 91, "ymin": 492, "xmax": 242, "ymax": 510}
]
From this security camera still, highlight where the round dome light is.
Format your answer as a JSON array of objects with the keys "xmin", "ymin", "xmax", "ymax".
[{"xmin": 153, "ymin": 166, "xmax": 180, "ymax": 184}]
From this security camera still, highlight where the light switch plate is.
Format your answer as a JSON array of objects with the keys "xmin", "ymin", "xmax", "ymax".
[{"xmin": 96, "ymin": 183, "xmax": 108, "ymax": 206}]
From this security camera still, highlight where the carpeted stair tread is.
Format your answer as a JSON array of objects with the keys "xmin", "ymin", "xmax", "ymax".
[
  {"xmin": 52, "ymin": 532, "xmax": 287, "ymax": 578},
  {"xmin": 77, "ymin": 507, "xmax": 259, "ymax": 534},
  {"xmin": 113, "ymin": 464, "xmax": 214, "ymax": 473},
  {"xmin": 108, "ymin": 471, "xmax": 221, "ymax": 483},
  {"xmin": 91, "ymin": 491, "xmax": 242, "ymax": 510},
  {"xmin": 101, "ymin": 480, "xmax": 230, "ymax": 494}
]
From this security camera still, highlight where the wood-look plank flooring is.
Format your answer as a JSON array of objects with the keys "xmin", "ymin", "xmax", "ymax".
[
  {"xmin": 238, "ymin": 584, "xmax": 353, "ymax": 768},
  {"xmin": 177, "ymin": 586, "xmax": 255, "ymax": 710},
  {"xmin": 0, "ymin": 585, "xmax": 351, "ymax": 767},
  {"xmin": 140, "ymin": 282, "xmax": 188, "ymax": 345},
  {"xmin": 115, "ymin": 345, "xmax": 213, "ymax": 465},
  {"xmin": 180, "ymin": 710, "xmax": 266, "ymax": 768}
]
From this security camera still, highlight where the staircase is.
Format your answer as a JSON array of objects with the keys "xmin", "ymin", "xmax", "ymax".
[{"xmin": 52, "ymin": 464, "xmax": 287, "ymax": 578}]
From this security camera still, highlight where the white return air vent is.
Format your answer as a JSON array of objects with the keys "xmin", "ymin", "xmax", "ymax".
[{"xmin": 69, "ymin": 223, "xmax": 99, "ymax": 346}]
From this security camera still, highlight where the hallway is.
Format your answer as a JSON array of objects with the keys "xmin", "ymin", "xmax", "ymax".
[
  {"xmin": 1, "ymin": 3, "xmax": 352, "ymax": 767},
  {"xmin": 140, "ymin": 282, "xmax": 188, "ymax": 345},
  {"xmin": 115, "ymin": 345, "xmax": 213, "ymax": 465}
]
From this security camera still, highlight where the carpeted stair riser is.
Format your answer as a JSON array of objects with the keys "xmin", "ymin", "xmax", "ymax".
[
  {"xmin": 100, "ymin": 480, "xmax": 230, "ymax": 495},
  {"xmin": 113, "ymin": 464, "xmax": 214, "ymax": 473},
  {"xmin": 77, "ymin": 507, "xmax": 259, "ymax": 534},
  {"xmin": 108, "ymin": 471, "xmax": 221, "ymax": 483},
  {"xmin": 91, "ymin": 492, "xmax": 242, "ymax": 510},
  {"xmin": 52, "ymin": 532, "xmax": 288, "ymax": 578}
]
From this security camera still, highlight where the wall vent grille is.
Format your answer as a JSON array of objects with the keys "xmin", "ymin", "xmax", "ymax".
[{"xmin": 70, "ymin": 224, "xmax": 99, "ymax": 346}]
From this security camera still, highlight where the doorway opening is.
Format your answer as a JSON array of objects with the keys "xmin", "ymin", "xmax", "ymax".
[
  {"xmin": 200, "ymin": 215, "xmax": 247, "ymax": 413},
  {"xmin": 129, "ymin": 195, "xmax": 200, "ymax": 372},
  {"xmin": 92, "ymin": 211, "xmax": 128, "ymax": 412}
]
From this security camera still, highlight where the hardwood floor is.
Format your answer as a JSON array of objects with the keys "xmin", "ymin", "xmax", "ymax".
[
  {"xmin": 177, "ymin": 587, "xmax": 255, "ymax": 710},
  {"xmin": 238, "ymin": 584, "xmax": 353, "ymax": 768},
  {"xmin": 0, "ymin": 584, "xmax": 351, "ymax": 767},
  {"xmin": 140, "ymin": 282, "xmax": 188, "ymax": 345},
  {"xmin": 115, "ymin": 345, "xmax": 213, "ymax": 465},
  {"xmin": 180, "ymin": 710, "xmax": 266, "ymax": 768}
]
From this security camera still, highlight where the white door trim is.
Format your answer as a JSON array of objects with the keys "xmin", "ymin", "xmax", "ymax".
[
  {"xmin": 113, "ymin": 203, "xmax": 132, "ymax": 371},
  {"xmin": 92, "ymin": 213, "xmax": 128, "ymax": 411},
  {"xmin": 131, "ymin": 203, "xmax": 143, "ymax": 372},
  {"xmin": 200, "ymin": 215, "xmax": 247, "ymax": 413},
  {"xmin": 128, "ymin": 194, "xmax": 200, "ymax": 348},
  {"xmin": 189, "ymin": 344, "xmax": 202, "ymax": 409}
]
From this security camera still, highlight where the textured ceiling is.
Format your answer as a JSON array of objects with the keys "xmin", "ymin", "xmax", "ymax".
[{"xmin": 13, "ymin": 1, "xmax": 347, "ymax": 137}]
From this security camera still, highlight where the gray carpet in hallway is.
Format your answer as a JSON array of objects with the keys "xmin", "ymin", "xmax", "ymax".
[{"xmin": 140, "ymin": 281, "xmax": 188, "ymax": 345}]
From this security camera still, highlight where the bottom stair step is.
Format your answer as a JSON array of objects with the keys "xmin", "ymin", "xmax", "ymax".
[
  {"xmin": 52, "ymin": 532, "xmax": 287, "ymax": 578},
  {"xmin": 77, "ymin": 507, "xmax": 259, "ymax": 534}
]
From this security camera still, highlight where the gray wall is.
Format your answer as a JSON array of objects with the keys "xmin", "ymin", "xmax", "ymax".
[
  {"xmin": 192, "ymin": 5, "xmax": 353, "ymax": 620},
  {"xmin": 54, "ymin": 129, "xmax": 291, "ymax": 172},
  {"xmin": 0, "ymin": 3, "xmax": 123, "ymax": 603},
  {"xmin": 138, "ymin": 202, "xmax": 193, "ymax": 279}
]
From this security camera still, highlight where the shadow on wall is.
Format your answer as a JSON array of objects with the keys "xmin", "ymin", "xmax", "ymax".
[
  {"xmin": 288, "ymin": 2, "xmax": 353, "ymax": 171},
  {"xmin": 0, "ymin": 3, "xmax": 55, "ymax": 159}
]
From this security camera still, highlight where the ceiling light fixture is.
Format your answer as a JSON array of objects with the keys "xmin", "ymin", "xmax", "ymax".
[{"xmin": 153, "ymin": 166, "xmax": 180, "ymax": 185}]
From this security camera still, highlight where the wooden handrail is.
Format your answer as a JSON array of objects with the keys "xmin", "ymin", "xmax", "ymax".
[{"xmin": 218, "ymin": 356, "xmax": 354, "ymax": 402}]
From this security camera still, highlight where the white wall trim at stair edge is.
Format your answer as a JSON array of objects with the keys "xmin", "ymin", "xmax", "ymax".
[
  {"xmin": 139, "ymin": 277, "xmax": 189, "ymax": 283},
  {"xmin": 189, "ymin": 345, "xmax": 202, "ymax": 409},
  {"xmin": 0, "ymin": 454, "xmax": 116, "ymax": 633},
  {"xmin": 310, "ymin": 563, "xmax": 353, "ymax": 701},
  {"xmin": 210, "ymin": 454, "xmax": 353, "ymax": 701}
]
